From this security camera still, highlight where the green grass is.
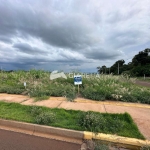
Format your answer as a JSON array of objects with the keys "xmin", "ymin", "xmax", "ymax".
[{"xmin": 0, "ymin": 101, "xmax": 145, "ymax": 140}]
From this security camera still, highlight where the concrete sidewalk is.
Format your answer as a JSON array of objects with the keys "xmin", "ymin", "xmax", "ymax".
[{"xmin": 0, "ymin": 93, "xmax": 150, "ymax": 140}]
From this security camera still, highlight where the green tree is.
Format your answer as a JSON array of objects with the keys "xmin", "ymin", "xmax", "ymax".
[
  {"xmin": 97, "ymin": 66, "xmax": 107, "ymax": 74},
  {"xmin": 110, "ymin": 59, "xmax": 125, "ymax": 74}
]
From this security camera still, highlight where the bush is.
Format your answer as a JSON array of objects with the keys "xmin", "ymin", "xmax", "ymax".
[
  {"xmin": 65, "ymin": 86, "xmax": 76, "ymax": 102},
  {"xmin": 0, "ymin": 86, "xmax": 25, "ymax": 94},
  {"xmin": 66, "ymin": 91, "xmax": 76, "ymax": 102},
  {"xmin": 78, "ymin": 111, "xmax": 106, "ymax": 133},
  {"xmin": 0, "ymin": 86, "xmax": 8, "ymax": 93},
  {"xmin": 81, "ymin": 86, "xmax": 113, "ymax": 101},
  {"xmin": 30, "ymin": 106, "xmax": 56, "ymax": 125},
  {"xmin": 35, "ymin": 112, "xmax": 56, "ymax": 125},
  {"xmin": 7, "ymin": 88, "xmax": 25, "ymax": 94},
  {"xmin": 30, "ymin": 106, "xmax": 42, "ymax": 116},
  {"xmin": 81, "ymin": 88, "xmax": 106, "ymax": 101},
  {"xmin": 30, "ymin": 89, "xmax": 51, "ymax": 97},
  {"xmin": 78, "ymin": 111, "xmax": 125, "ymax": 134}
]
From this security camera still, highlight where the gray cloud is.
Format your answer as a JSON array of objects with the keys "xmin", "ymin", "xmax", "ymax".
[
  {"xmin": 84, "ymin": 48, "xmax": 121, "ymax": 60},
  {"xmin": 0, "ymin": 36, "xmax": 12, "ymax": 43},
  {"xmin": 13, "ymin": 43, "xmax": 47, "ymax": 55},
  {"xmin": 0, "ymin": 0, "xmax": 150, "ymax": 71}
]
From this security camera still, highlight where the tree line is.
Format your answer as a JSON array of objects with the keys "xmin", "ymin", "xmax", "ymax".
[{"xmin": 97, "ymin": 48, "xmax": 150, "ymax": 76}]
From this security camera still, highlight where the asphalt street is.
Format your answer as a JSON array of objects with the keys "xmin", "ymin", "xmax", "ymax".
[{"xmin": 0, "ymin": 129, "xmax": 81, "ymax": 150}]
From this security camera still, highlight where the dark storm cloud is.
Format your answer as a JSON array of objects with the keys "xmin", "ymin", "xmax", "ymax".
[
  {"xmin": 84, "ymin": 48, "xmax": 121, "ymax": 60},
  {"xmin": 0, "ymin": 0, "xmax": 99, "ymax": 50},
  {"xmin": 0, "ymin": 0, "xmax": 150, "ymax": 71},
  {"xmin": 0, "ymin": 36, "xmax": 12, "ymax": 43},
  {"xmin": 13, "ymin": 43, "xmax": 47, "ymax": 55}
]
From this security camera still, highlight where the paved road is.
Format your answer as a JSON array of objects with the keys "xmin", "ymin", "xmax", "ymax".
[
  {"xmin": 0, "ymin": 129, "xmax": 81, "ymax": 150},
  {"xmin": 135, "ymin": 80, "xmax": 150, "ymax": 87}
]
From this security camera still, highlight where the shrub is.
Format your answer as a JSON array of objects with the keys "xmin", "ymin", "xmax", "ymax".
[
  {"xmin": 65, "ymin": 86, "xmax": 76, "ymax": 102},
  {"xmin": 0, "ymin": 86, "xmax": 8, "ymax": 93},
  {"xmin": 35, "ymin": 112, "xmax": 56, "ymax": 125},
  {"xmin": 78, "ymin": 111, "xmax": 125, "ymax": 134},
  {"xmin": 30, "ymin": 106, "xmax": 42, "ymax": 116},
  {"xmin": 66, "ymin": 91, "xmax": 76, "ymax": 102},
  {"xmin": 0, "ymin": 86, "xmax": 25, "ymax": 94},
  {"xmin": 78, "ymin": 111, "xmax": 106, "ymax": 133},
  {"xmin": 29, "ymin": 89, "xmax": 51, "ymax": 98}
]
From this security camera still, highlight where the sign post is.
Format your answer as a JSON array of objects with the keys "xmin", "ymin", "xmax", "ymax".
[
  {"xmin": 24, "ymin": 82, "xmax": 26, "ymax": 89},
  {"xmin": 74, "ymin": 75, "xmax": 82, "ymax": 95},
  {"xmin": 78, "ymin": 84, "xmax": 79, "ymax": 95}
]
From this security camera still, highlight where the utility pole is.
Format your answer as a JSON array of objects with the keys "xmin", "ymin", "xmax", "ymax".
[
  {"xmin": 109, "ymin": 68, "xmax": 110, "ymax": 74},
  {"xmin": 118, "ymin": 63, "xmax": 119, "ymax": 75}
]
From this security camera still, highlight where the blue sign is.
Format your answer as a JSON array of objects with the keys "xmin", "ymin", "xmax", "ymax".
[{"xmin": 74, "ymin": 75, "xmax": 82, "ymax": 85}]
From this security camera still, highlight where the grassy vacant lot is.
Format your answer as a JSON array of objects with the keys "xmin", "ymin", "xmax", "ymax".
[
  {"xmin": 0, "ymin": 101, "xmax": 144, "ymax": 140},
  {"xmin": 0, "ymin": 70, "xmax": 150, "ymax": 104}
]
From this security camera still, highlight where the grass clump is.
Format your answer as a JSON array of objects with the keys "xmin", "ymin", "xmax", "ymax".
[
  {"xmin": 30, "ymin": 106, "xmax": 42, "ymax": 116},
  {"xmin": 35, "ymin": 112, "xmax": 56, "ymax": 125},
  {"xmin": 78, "ymin": 111, "xmax": 106, "ymax": 133},
  {"xmin": 78, "ymin": 111, "xmax": 124, "ymax": 133},
  {"xmin": 30, "ymin": 106, "xmax": 56, "ymax": 125}
]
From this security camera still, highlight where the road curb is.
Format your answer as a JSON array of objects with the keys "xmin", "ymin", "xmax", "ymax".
[
  {"xmin": 0, "ymin": 119, "xmax": 83, "ymax": 144},
  {"xmin": 0, "ymin": 119, "xmax": 150, "ymax": 149},
  {"xmin": 84, "ymin": 131, "xmax": 150, "ymax": 149}
]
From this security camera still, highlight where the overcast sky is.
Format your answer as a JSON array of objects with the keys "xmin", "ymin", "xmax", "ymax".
[{"xmin": 0, "ymin": 0, "xmax": 150, "ymax": 72}]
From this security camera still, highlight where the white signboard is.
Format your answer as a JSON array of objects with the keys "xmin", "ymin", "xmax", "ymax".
[{"xmin": 74, "ymin": 75, "xmax": 82, "ymax": 85}]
